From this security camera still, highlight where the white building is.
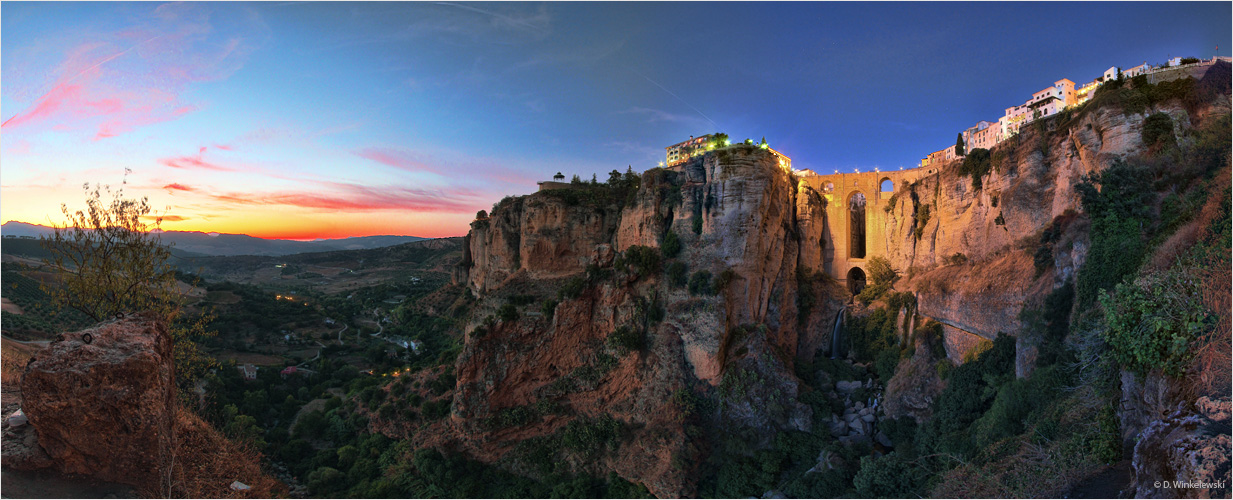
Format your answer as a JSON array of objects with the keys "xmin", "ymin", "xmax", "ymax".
[
  {"xmin": 962, "ymin": 120, "xmax": 1000, "ymax": 152},
  {"xmin": 1124, "ymin": 62, "xmax": 1150, "ymax": 78}
]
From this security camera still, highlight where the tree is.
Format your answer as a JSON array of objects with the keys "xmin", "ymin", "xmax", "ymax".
[
  {"xmin": 42, "ymin": 184, "xmax": 178, "ymax": 322},
  {"xmin": 41, "ymin": 183, "xmax": 216, "ymax": 393},
  {"xmin": 955, "ymin": 133, "xmax": 965, "ymax": 157}
]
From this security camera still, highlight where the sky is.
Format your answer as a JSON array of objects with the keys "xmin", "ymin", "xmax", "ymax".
[{"xmin": 2, "ymin": 2, "xmax": 1230, "ymax": 240}]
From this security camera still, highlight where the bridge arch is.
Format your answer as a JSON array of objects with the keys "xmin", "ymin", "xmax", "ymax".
[
  {"xmin": 846, "ymin": 266, "xmax": 867, "ymax": 295},
  {"xmin": 879, "ymin": 177, "xmax": 894, "ymax": 195},
  {"xmin": 848, "ymin": 191, "xmax": 867, "ymax": 259}
]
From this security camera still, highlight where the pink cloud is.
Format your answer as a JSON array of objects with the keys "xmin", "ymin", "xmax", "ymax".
[
  {"xmin": 163, "ymin": 183, "xmax": 195, "ymax": 192},
  {"xmin": 355, "ymin": 147, "xmax": 443, "ymax": 175},
  {"xmin": 2, "ymin": 3, "xmax": 267, "ymax": 139},
  {"xmin": 204, "ymin": 183, "xmax": 481, "ymax": 213},
  {"xmin": 158, "ymin": 145, "xmax": 236, "ymax": 171}
]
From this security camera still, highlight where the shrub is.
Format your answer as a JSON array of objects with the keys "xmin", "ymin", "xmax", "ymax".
[
  {"xmin": 1141, "ymin": 112, "xmax": 1175, "ymax": 150},
  {"xmin": 607, "ymin": 326, "xmax": 645, "ymax": 354},
  {"xmin": 558, "ymin": 276, "xmax": 587, "ymax": 301},
  {"xmin": 1099, "ymin": 266, "xmax": 1213, "ymax": 376},
  {"xmin": 958, "ymin": 148, "xmax": 992, "ymax": 190},
  {"xmin": 661, "ymin": 231, "xmax": 682, "ymax": 258},
  {"xmin": 854, "ymin": 452, "xmax": 923, "ymax": 498},
  {"xmin": 666, "ymin": 262, "xmax": 688, "ymax": 287},
  {"xmin": 540, "ymin": 300, "xmax": 558, "ymax": 320},
  {"xmin": 855, "ymin": 256, "xmax": 897, "ymax": 304},
  {"xmin": 713, "ymin": 268, "xmax": 738, "ymax": 292},
  {"xmin": 913, "ymin": 203, "xmax": 932, "ymax": 240},
  {"xmin": 691, "ymin": 216, "xmax": 703, "ymax": 235},
  {"xmin": 943, "ymin": 252, "xmax": 968, "ymax": 266},
  {"xmin": 848, "ymin": 307, "xmax": 898, "ymax": 363},
  {"xmin": 498, "ymin": 303, "xmax": 519, "ymax": 322},
  {"xmin": 619, "ymin": 245, "xmax": 661, "ymax": 278},
  {"xmin": 688, "ymin": 270, "xmax": 713, "ymax": 296},
  {"xmin": 1091, "ymin": 403, "xmax": 1123, "ymax": 464}
]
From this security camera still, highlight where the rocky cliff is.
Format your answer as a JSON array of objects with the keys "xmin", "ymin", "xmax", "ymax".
[
  {"xmin": 448, "ymin": 147, "xmax": 846, "ymax": 496},
  {"xmin": 442, "ymin": 62, "xmax": 1231, "ymax": 497}
]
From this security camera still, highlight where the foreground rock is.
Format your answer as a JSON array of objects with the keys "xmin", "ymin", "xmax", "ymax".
[
  {"xmin": 20, "ymin": 314, "xmax": 175, "ymax": 489},
  {"xmin": 1129, "ymin": 396, "xmax": 1232, "ymax": 499}
]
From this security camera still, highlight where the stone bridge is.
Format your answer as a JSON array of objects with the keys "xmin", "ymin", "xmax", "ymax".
[{"xmin": 798, "ymin": 165, "xmax": 936, "ymax": 294}]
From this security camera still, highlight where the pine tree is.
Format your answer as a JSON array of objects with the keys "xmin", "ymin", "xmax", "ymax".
[{"xmin": 955, "ymin": 133, "xmax": 966, "ymax": 157}]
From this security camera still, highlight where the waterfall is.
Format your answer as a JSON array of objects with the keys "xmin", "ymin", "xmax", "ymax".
[{"xmin": 830, "ymin": 307, "xmax": 846, "ymax": 360}]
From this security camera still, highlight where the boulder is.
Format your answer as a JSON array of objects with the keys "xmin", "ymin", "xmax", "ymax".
[
  {"xmin": 860, "ymin": 414, "xmax": 877, "ymax": 423},
  {"xmin": 20, "ymin": 314, "xmax": 175, "ymax": 489},
  {"xmin": 8, "ymin": 409, "xmax": 28, "ymax": 427},
  {"xmin": 828, "ymin": 419, "xmax": 848, "ymax": 437},
  {"xmin": 875, "ymin": 431, "xmax": 894, "ymax": 448},
  {"xmin": 835, "ymin": 380, "xmax": 862, "ymax": 393},
  {"xmin": 848, "ymin": 419, "xmax": 864, "ymax": 434}
]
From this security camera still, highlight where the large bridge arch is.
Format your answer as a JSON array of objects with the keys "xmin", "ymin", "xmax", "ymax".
[
  {"xmin": 847, "ymin": 190, "xmax": 867, "ymax": 259},
  {"xmin": 799, "ymin": 166, "xmax": 930, "ymax": 290}
]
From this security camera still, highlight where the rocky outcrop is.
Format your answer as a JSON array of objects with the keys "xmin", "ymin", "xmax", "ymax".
[
  {"xmin": 1129, "ymin": 396, "xmax": 1231, "ymax": 499},
  {"xmin": 446, "ymin": 147, "xmax": 842, "ymax": 497},
  {"xmin": 20, "ymin": 314, "xmax": 175, "ymax": 489}
]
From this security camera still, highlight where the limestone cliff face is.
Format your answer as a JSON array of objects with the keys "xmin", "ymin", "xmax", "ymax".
[
  {"xmin": 461, "ymin": 194, "xmax": 622, "ymax": 293},
  {"xmin": 887, "ymin": 100, "xmax": 1205, "ymax": 342},
  {"xmin": 447, "ymin": 147, "xmax": 845, "ymax": 497}
]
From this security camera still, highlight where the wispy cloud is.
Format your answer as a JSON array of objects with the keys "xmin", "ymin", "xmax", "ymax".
[
  {"xmin": 163, "ymin": 183, "xmax": 195, "ymax": 192},
  {"xmin": 2, "ymin": 3, "xmax": 269, "ymax": 139},
  {"xmin": 620, "ymin": 107, "xmax": 716, "ymax": 130},
  {"xmin": 434, "ymin": 2, "xmax": 550, "ymax": 36},
  {"xmin": 204, "ymin": 182, "xmax": 481, "ymax": 213},
  {"xmin": 159, "ymin": 146, "xmax": 236, "ymax": 172},
  {"xmin": 353, "ymin": 146, "xmax": 537, "ymax": 186}
]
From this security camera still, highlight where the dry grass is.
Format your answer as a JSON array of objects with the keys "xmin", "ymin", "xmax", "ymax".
[
  {"xmin": 1188, "ymin": 169, "xmax": 1232, "ymax": 397},
  {"xmin": 929, "ymin": 386, "xmax": 1107, "ymax": 498},
  {"xmin": 143, "ymin": 407, "xmax": 286, "ymax": 499},
  {"xmin": 1, "ymin": 339, "xmax": 40, "ymax": 387}
]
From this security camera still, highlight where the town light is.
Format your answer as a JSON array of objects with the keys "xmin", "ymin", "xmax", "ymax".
[{"xmin": 658, "ymin": 161, "xmax": 664, "ymax": 167}]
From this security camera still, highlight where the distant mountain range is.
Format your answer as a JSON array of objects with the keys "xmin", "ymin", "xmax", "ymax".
[{"xmin": 0, "ymin": 221, "xmax": 428, "ymax": 257}]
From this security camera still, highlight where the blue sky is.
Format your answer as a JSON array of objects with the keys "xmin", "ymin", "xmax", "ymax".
[{"xmin": 2, "ymin": 2, "xmax": 1229, "ymax": 238}]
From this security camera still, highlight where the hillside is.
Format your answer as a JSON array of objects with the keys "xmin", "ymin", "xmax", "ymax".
[{"xmin": 1, "ymin": 221, "xmax": 428, "ymax": 257}]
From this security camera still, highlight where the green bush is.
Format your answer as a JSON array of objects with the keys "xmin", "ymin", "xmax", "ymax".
[
  {"xmin": 618, "ymin": 245, "xmax": 661, "ymax": 278},
  {"xmin": 913, "ymin": 203, "xmax": 932, "ymax": 240},
  {"xmin": 607, "ymin": 326, "xmax": 645, "ymax": 354},
  {"xmin": 855, "ymin": 256, "xmax": 897, "ymax": 304},
  {"xmin": 691, "ymin": 216, "xmax": 703, "ymax": 235},
  {"xmin": 1075, "ymin": 160, "xmax": 1154, "ymax": 307},
  {"xmin": 497, "ymin": 303, "xmax": 519, "ymax": 322},
  {"xmin": 666, "ymin": 261, "xmax": 688, "ymax": 287},
  {"xmin": 1091, "ymin": 403, "xmax": 1123, "ymax": 464},
  {"xmin": 848, "ymin": 307, "xmax": 898, "ymax": 363},
  {"xmin": 1099, "ymin": 266, "xmax": 1213, "ymax": 376},
  {"xmin": 713, "ymin": 268, "xmax": 737, "ymax": 292},
  {"xmin": 661, "ymin": 231, "xmax": 682, "ymax": 258},
  {"xmin": 958, "ymin": 148, "xmax": 992, "ymax": 190},
  {"xmin": 1141, "ymin": 112, "xmax": 1176, "ymax": 149},
  {"xmin": 853, "ymin": 452, "xmax": 923, "ymax": 498},
  {"xmin": 688, "ymin": 270, "xmax": 713, "ymax": 296},
  {"xmin": 540, "ymin": 300, "xmax": 558, "ymax": 320},
  {"xmin": 558, "ymin": 276, "xmax": 587, "ymax": 301},
  {"xmin": 875, "ymin": 348, "xmax": 901, "ymax": 382}
]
